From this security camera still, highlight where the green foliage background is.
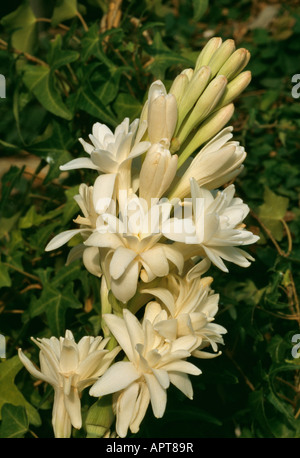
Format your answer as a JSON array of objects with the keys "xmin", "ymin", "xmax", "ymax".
[{"xmin": 0, "ymin": 0, "xmax": 300, "ymax": 438}]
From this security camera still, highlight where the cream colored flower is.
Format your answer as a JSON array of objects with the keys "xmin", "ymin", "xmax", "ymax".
[
  {"xmin": 89, "ymin": 309, "xmax": 201, "ymax": 437},
  {"xmin": 139, "ymin": 142, "xmax": 178, "ymax": 206},
  {"xmin": 18, "ymin": 331, "xmax": 120, "ymax": 438},
  {"xmin": 163, "ymin": 179, "xmax": 259, "ymax": 272},
  {"xmin": 142, "ymin": 260, "xmax": 227, "ymax": 358},
  {"xmin": 45, "ymin": 182, "xmax": 115, "ymax": 277},
  {"xmin": 169, "ymin": 126, "xmax": 246, "ymax": 199},
  {"xmin": 145, "ymin": 81, "xmax": 177, "ymax": 146},
  {"xmin": 60, "ymin": 118, "xmax": 151, "ymax": 197},
  {"xmin": 85, "ymin": 195, "xmax": 184, "ymax": 303}
]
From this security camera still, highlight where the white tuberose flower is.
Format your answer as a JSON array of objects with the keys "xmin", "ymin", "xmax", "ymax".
[
  {"xmin": 169, "ymin": 126, "xmax": 246, "ymax": 199},
  {"xmin": 163, "ymin": 179, "xmax": 259, "ymax": 272},
  {"xmin": 146, "ymin": 81, "xmax": 178, "ymax": 145},
  {"xmin": 85, "ymin": 196, "xmax": 184, "ymax": 303},
  {"xmin": 142, "ymin": 260, "xmax": 227, "ymax": 358},
  {"xmin": 60, "ymin": 118, "xmax": 151, "ymax": 197},
  {"xmin": 18, "ymin": 331, "xmax": 120, "ymax": 438},
  {"xmin": 89, "ymin": 309, "xmax": 201, "ymax": 438},
  {"xmin": 45, "ymin": 182, "xmax": 114, "ymax": 277}
]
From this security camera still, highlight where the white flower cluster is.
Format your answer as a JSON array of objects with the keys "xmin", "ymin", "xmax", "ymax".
[{"xmin": 19, "ymin": 37, "xmax": 258, "ymax": 438}]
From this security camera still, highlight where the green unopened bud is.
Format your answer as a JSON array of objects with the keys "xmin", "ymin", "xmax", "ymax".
[
  {"xmin": 177, "ymin": 75, "xmax": 227, "ymax": 145},
  {"xmin": 175, "ymin": 66, "xmax": 211, "ymax": 135},
  {"xmin": 207, "ymin": 39, "xmax": 236, "ymax": 78},
  {"xmin": 86, "ymin": 396, "xmax": 115, "ymax": 438},
  {"xmin": 215, "ymin": 71, "xmax": 252, "ymax": 109},
  {"xmin": 195, "ymin": 37, "xmax": 222, "ymax": 70},
  {"xmin": 181, "ymin": 68, "xmax": 194, "ymax": 82},
  {"xmin": 169, "ymin": 73, "xmax": 190, "ymax": 105},
  {"xmin": 217, "ymin": 48, "xmax": 250, "ymax": 81},
  {"xmin": 177, "ymin": 103, "xmax": 234, "ymax": 168}
]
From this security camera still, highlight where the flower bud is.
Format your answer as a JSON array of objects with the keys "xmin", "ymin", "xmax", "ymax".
[
  {"xmin": 169, "ymin": 73, "xmax": 190, "ymax": 106},
  {"xmin": 217, "ymin": 48, "xmax": 250, "ymax": 81},
  {"xmin": 177, "ymin": 75, "xmax": 227, "ymax": 146},
  {"xmin": 175, "ymin": 66, "xmax": 211, "ymax": 134},
  {"xmin": 195, "ymin": 37, "xmax": 223, "ymax": 70},
  {"xmin": 177, "ymin": 103, "xmax": 235, "ymax": 168},
  {"xmin": 147, "ymin": 81, "xmax": 177, "ymax": 145},
  {"xmin": 215, "ymin": 71, "xmax": 252, "ymax": 109},
  {"xmin": 86, "ymin": 396, "xmax": 115, "ymax": 438},
  {"xmin": 169, "ymin": 126, "xmax": 246, "ymax": 199},
  {"xmin": 139, "ymin": 143, "xmax": 178, "ymax": 205},
  {"xmin": 207, "ymin": 39, "xmax": 236, "ymax": 78}
]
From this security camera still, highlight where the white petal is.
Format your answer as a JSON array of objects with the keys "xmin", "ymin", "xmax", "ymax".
[
  {"xmin": 161, "ymin": 360, "xmax": 201, "ymax": 376},
  {"xmin": 103, "ymin": 314, "xmax": 135, "ymax": 362},
  {"xmin": 59, "ymin": 157, "xmax": 99, "ymax": 171},
  {"xmin": 93, "ymin": 174, "xmax": 116, "ymax": 213},
  {"xmin": 18, "ymin": 348, "xmax": 55, "ymax": 385},
  {"xmin": 52, "ymin": 388, "xmax": 72, "ymax": 438},
  {"xmin": 89, "ymin": 361, "xmax": 140, "ymax": 397},
  {"xmin": 110, "ymin": 260, "xmax": 140, "ymax": 303},
  {"xmin": 64, "ymin": 387, "xmax": 82, "ymax": 430},
  {"xmin": 144, "ymin": 372, "xmax": 167, "ymax": 418},
  {"xmin": 110, "ymin": 247, "xmax": 137, "ymax": 280},
  {"xmin": 168, "ymin": 372, "xmax": 193, "ymax": 399},
  {"xmin": 45, "ymin": 229, "xmax": 89, "ymax": 251},
  {"xmin": 116, "ymin": 383, "xmax": 139, "ymax": 438},
  {"xmin": 82, "ymin": 246, "xmax": 102, "ymax": 277}
]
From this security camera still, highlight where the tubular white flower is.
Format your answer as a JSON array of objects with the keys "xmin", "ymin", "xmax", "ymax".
[
  {"xmin": 163, "ymin": 179, "xmax": 259, "ymax": 272},
  {"xmin": 18, "ymin": 331, "xmax": 120, "ymax": 438},
  {"xmin": 45, "ymin": 182, "xmax": 117, "ymax": 277},
  {"xmin": 142, "ymin": 260, "xmax": 227, "ymax": 358},
  {"xmin": 139, "ymin": 143, "xmax": 178, "ymax": 206},
  {"xmin": 60, "ymin": 118, "xmax": 151, "ymax": 195},
  {"xmin": 169, "ymin": 126, "xmax": 246, "ymax": 199},
  {"xmin": 89, "ymin": 309, "xmax": 201, "ymax": 437},
  {"xmin": 147, "ymin": 81, "xmax": 177, "ymax": 146},
  {"xmin": 84, "ymin": 195, "xmax": 184, "ymax": 303}
]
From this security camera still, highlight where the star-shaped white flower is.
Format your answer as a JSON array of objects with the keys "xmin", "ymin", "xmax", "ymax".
[
  {"xmin": 163, "ymin": 179, "xmax": 259, "ymax": 272},
  {"xmin": 89, "ymin": 309, "xmax": 201, "ymax": 437},
  {"xmin": 18, "ymin": 331, "xmax": 120, "ymax": 438}
]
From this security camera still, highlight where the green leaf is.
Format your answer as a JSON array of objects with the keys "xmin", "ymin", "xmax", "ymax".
[
  {"xmin": 1, "ymin": 1, "xmax": 37, "ymax": 53},
  {"xmin": 19, "ymin": 206, "xmax": 63, "ymax": 229},
  {"xmin": 45, "ymin": 283, "xmax": 83, "ymax": 336},
  {"xmin": 28, "ymin": 122, "xmax": 74, "ymax": 181},
  {"xmin": 113, "ymin": 93, "xmax": 143, "ymax": 122},
  {"xmin": 48, "ymin": 34, "xmax": 80, "ymax": 70},
  {"xmin": 0, "ymin": 263, "xmax": 11, "ymax": 288},
  {"xmin": 52, "ymin": 0, "xmax": 78, "ymax": 26},
  {"xmin": 81, "ymin": 24, "xmax": 116, "ymax": 69},
  {"xmin": 258, "ymin": 187, "xmax": 289, "ymax": 241},
  {"xmin": 22, "ymin": 66, "xmax": 73, "ymax": 120},
  {"xmin": 77, "ymin": 83, "xmax": 117, "ymax": 127},
  {"xmin": 0, "ymin": 404, "xmax": 29, "ymax": 438},
  {"xmin": 0, "ymin": 356, "xmax": 40, "ymax": 426},
  {"xmin": 192, "ymin": 0, "xmax": 209, "ymax": 22}
]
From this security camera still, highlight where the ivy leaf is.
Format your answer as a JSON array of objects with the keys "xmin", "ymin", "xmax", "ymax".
[
  {"xmin": 0, "ymin": 262, "xmax": 11, "ymax": 289},
  {"xmin": 0, "ymin": 356, "xmax": 40, "ymax": 426},
  {"xmin": 113, "ymin": 93, "xmax": 143, "ymax": 123},
  {"xmin": 81, "ymin": 24, "xmax": 116, "ymax": 69},
  {"xmin": 192, "ymin": 0, "xmax": 209, "ymax": 22},
  {"xmin": 22, "ymin": 66, "xmax": 73, "ymax": 120},
  {"xmin": 76, "ymin": 82, "xmax": 117, "ymax": 127},
  {"xmin": 258, "ymin": 187, "xmax": 289, "ymax": 241},
  {"xmin": 48, "ymin": 34, "xmax": 80, "ymax": 70},
  {"xmin": 1, "ymin": 1, "xmax": 37, "ymax": 53},
  {"xmin": 0, "ymin": 404, "xmax": 29, "ymax": 438},
  {"xmin": 51, "ymin": 0, "xmax": 78, "ymax": 26},
  {"xmin": 30, "ymin": 279, "xmax": 82, "ymax": 336},
  {"xmin": 28, "ymin": 122, "xmax": 74, "ymax": 182}
]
